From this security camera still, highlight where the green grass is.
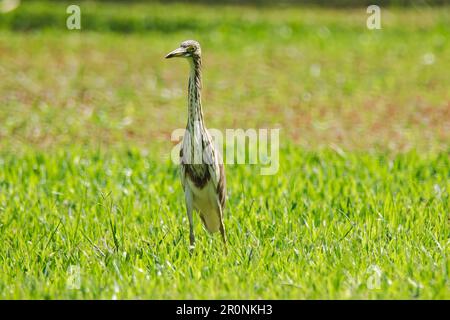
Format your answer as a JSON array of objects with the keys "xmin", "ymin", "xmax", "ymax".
[
  {"xmin": 0, "ymin": 148, "xmax": 450, "ymax": 299},
  {"xmin": 0, "ymin": 1, "xmax": 449, "ymax": 299},
  {"xmin": 0, "ymin": 148, "xmax": 448, "ymax": 299}
]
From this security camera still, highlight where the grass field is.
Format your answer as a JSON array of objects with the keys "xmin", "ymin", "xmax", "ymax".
[{"xmin": 0, "ymin": 1, "xmax": 449, "ymax": 299}]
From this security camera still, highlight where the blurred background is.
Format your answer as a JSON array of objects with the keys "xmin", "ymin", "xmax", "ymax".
[
  {"xmin": 0, "ymin": 0, "xmax": 449, "ymax": 300},
  {"xmin": 0, "ymin": 0, "xmax": 448, "ymax": 154}
]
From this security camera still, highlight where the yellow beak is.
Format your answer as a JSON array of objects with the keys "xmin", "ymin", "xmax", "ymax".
[{"xmin": 165, "ymin": 47, "xmax": 187, "ymax": 59}]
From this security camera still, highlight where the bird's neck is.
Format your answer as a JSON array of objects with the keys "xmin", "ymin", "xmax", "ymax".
[{"xmin": 187, "ymin": 56, "xmax": 205, "ymax": 129}]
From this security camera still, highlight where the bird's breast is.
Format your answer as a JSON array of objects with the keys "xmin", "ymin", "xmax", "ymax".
[
  {"xmin": 185, "ymin": 176, "xmax": 221, "ymax": 233},
  {"xmin": 182, "ymin": 163, "xmax": 210, "ymax": 189}
]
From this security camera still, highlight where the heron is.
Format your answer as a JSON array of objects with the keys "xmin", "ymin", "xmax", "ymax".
[{"xmin": 165, "ymin": 40, "xmax": 228, "ymax": 253}]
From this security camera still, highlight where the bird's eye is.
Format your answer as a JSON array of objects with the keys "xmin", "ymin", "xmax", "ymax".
[{"xmin": 187, "ymin": 46, "xmax": 195, "ymax": 52}]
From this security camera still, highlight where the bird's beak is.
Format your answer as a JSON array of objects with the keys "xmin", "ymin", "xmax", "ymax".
[{"xmin": 165, "ymin": 47, "xmax": 187, "ymax": 59}]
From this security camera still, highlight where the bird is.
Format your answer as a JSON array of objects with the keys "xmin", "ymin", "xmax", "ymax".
[{"xmin": 165, "ymin": 40, "xmax": 228, "ymax": 253}]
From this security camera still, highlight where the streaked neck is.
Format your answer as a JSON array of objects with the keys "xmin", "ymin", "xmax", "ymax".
[{"xmin": 187, "ymin": 56, "xmax": 204, "ymax": 127}]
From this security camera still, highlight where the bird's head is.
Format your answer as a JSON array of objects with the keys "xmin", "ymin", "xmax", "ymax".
[{"xmin": 165, "ymin": 40, "xmax": 201, "ymax": 60}]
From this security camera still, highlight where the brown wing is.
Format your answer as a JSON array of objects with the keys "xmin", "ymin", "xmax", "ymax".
[{"xmin": 203, "ymin": 131, "xmax": 227, "ymax": 212}]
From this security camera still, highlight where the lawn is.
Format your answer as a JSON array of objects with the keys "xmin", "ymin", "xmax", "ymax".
[{"xmin": 0, "ymin": 1, "xmax": 449, "ymax": 299}]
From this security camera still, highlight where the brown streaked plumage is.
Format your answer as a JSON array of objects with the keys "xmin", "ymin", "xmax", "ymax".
[{"xmin": 166, "ymin": 40, "xmax": 228, "ymax": 253}]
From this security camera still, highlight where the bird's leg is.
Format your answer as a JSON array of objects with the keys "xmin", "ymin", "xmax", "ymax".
[
  {"xmin": 189, "ymin": 220, "xmax": 195, "ymax": 249},
  {"xmin": 219, "ymin": 222, "xmax": 228, "ymax": 255},
  {"xmin": 185, "ymin": 188, "xmax": 195, "ymax": 251},
  {"xmin": 218, "ymin": 206, "xmax": 228, "ymax": 255}
]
